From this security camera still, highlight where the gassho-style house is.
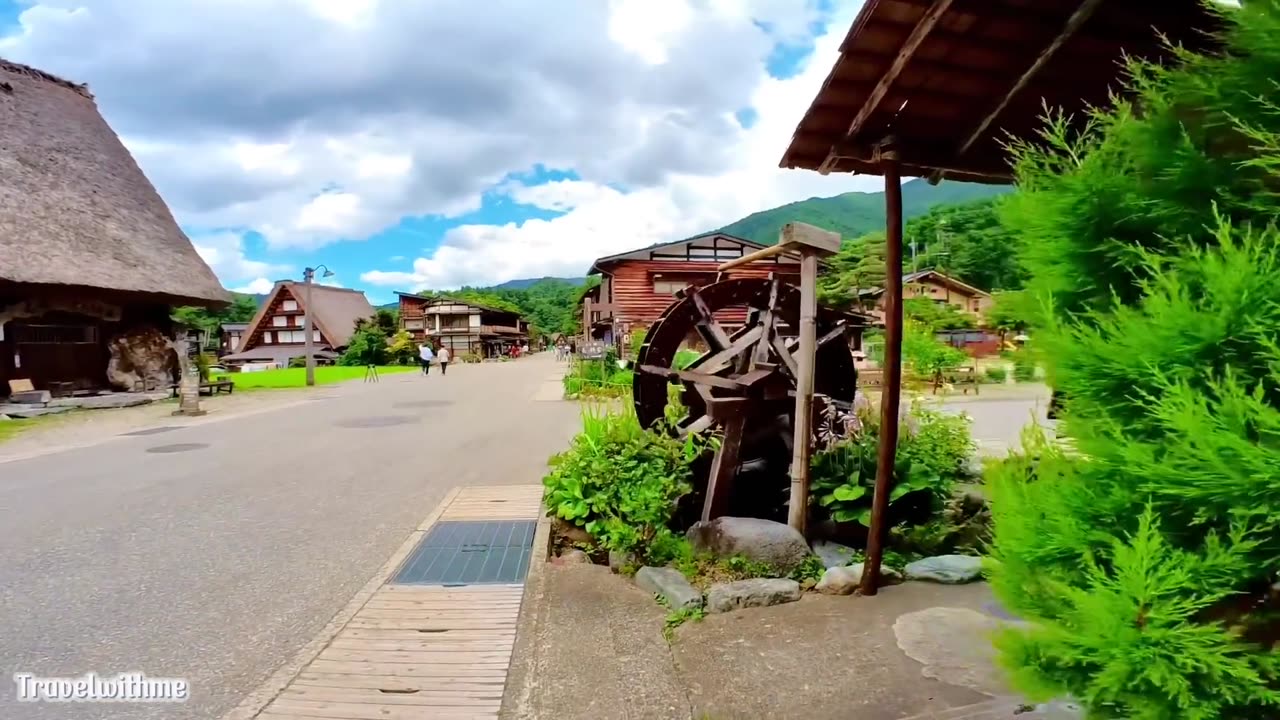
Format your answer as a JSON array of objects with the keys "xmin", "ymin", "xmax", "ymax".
[{"xmin": 0, "ymin": 59, "xmax": 229, "ymax": 400}]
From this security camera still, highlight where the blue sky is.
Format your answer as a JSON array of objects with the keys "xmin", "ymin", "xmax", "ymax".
[{"xmin": 1, "ymin": 0, "xmax": 871, "ymax": 306}]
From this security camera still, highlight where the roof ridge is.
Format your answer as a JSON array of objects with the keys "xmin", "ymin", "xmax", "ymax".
[{"xmin": 0, "ymin": 58, "xmax": 92, "ymax": 98}]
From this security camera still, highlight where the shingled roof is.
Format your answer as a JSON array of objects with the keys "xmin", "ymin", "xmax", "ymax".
[{"xmin": 0, "ymin": 58, "xmax": 229, "ymax": 306}]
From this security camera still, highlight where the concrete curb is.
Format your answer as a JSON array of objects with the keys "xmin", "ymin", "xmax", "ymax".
[
  {"xmin": 499, "ymin": 500, "xmax": 552, "ymax": 719},
  {"xmin": 220, "ymin": 486, "xmax": 463, "ymax": 720}
]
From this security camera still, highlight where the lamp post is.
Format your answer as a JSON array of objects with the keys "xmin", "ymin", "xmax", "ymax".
[{"xmin": 302, "ymin": 264, "xmax": 334, "ymax": 387}]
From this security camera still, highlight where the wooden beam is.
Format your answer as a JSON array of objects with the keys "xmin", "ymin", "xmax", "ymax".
[
  {"xmin": 861, "ymin": 148, "xmax": 905, "ymax": 597},
  {"xmin": 780, "ymin": 223, "xmax": 841, "ymax": 255},
  {"xmin": 817, "ymin": 0, "xmax": 955, "ymax": 174},
  {"xmin": 786, "ymin": 250, "xmax": 821, "ymax": 534},
  {"xmin": 952, "ymin": 0, "xmax": 1105, "ymax": 160},
  {"xmin": 704, "ymin": 409, "xmax": 748, "ymax": 522},
  {"xmin": 717, "ymin": 243, "xmax": 793, "ymax": 272}
]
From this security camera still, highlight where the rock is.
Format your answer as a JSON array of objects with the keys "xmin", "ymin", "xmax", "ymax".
[
  {"xmin": 106, "ymin": 326, "xmax": 178, "ymax": 391},
  {"xmin": 608, "ymin": 549, "xmax": 637, "ymax": 573},
  {"xmin": 635, "ymin": 567, "xmax": 702, "ymax": 611},
  {"xmin": 553, "ymin": 517, "xmax": 593, "ymax": 546},
  {"xmin": 705, "ymin": 578, "xmax": 801, "ymax": 613},
  {"xmin": 904, "ymin": 555, "xmax": 984, "ymax": 584},
  {"xmin": 3, "ymin": 406, "xmax": 73, "ymax": 419},
  {"xmin": 811, "ymin": 539, "xmax": 859, "ymax": 569},
  {"xmin": 686, "ymin": 517, "xmax": 813, "ymax": 572},
  {"xmin": 816, "ymin": 562, "xmax": 903, "ymax": 595},
  {"xmin": 816, "ymin": 566, "xmax": 860, "ymax": 595},
  {"xmin": 48, "ymin": 394, "xmax": 153, "ymax": 410},
  {"xmin": 962, "ymin": 455, "xmax": 986, "ymax": 481},
  {"xmin": 557, "ymin": 549, "xmax": 592, "ymax": 565},
  {"xmin": 9, "ymin": 389, "xmax": 50, "ymax": 405}
]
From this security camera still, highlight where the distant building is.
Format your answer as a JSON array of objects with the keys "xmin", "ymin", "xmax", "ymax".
[
  {"xmin": 584, "ymin": 233, "xmax": 800, "ymax": 346},
  {"xmin": 396, "ymin": 293, "xmax": 528, "ymax": 359},
  {"xmin": 0, "ymin": 59, "xmax": 230, "ymax": 398},
  {"xmin": 860, "ymin": 270, "xmax": 993, "ymax": 323},
  {"xmin": 222, "ymin": 281, "xmax": 375, "ymax": 367},
  {"xmin": 217, "ymin": 323, "xmax": 248, "ymax": 357}
]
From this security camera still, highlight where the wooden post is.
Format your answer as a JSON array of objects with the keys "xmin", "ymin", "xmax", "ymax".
[
  {"xmin": 787, "ymin": 250, "xmax": 820, "ymax": 534},
  {"xmin": 862, "ymin": 147, "xmax": 904, "ymax": 596}
]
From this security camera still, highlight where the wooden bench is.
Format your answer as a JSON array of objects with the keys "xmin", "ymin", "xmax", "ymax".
[
  {"xmin": 200, "ymin": 379, "xmax": 234, "ymax": 396},
  {"xmin": 934, "ymin": 366, "xmax": 980, "ymax": 395}
]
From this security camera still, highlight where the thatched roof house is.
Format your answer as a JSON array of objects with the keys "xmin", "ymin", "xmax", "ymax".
[
  {"xmin": 0, "ymin": 58, "xmax": 228, "ymax": 306},
  {"xmin": 0, "ymin": 58, "xmax": 230, "ymax": 396}
]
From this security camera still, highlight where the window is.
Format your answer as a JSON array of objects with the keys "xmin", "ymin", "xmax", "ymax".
[
  {"xmin": 405, "ymin": 319, "xmax": 424, "ymax": 330},
  {"xmin": 272, "ymin": 316, "xmax": 287, "ymax": 327},
  {"xmin": 441, "ymin": 315, "xmax": 469, "ymax": 330},
  {"xmin": 275, "ymin": 330, "xmax": 311, "ymax": 343},
  {"xmin": 282, "ymin": 300, "xmax": 298, "ymax": 311},
  {"xmin": 653, "ymin": 279, "xmax": 689, "ymax": 296},
  {"xmin": 263, "ymin": 332, "xmax": 273, "ymax": 344}
]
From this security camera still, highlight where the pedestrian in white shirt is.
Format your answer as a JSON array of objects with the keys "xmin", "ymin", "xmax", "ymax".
[
  {"xmin": 438, "ymin": 346, "xmax": 451, "ymax": 375},
  {"xmin": 418, "ymin": 343, "xmax": 434, "ymax": 376}
]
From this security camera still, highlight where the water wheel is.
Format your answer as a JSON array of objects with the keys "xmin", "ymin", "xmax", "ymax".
[{"xmin": 632, "ymin": 275, "xmax": 863, "ymax": 522}]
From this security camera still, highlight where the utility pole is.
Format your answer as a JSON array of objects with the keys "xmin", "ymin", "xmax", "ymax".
[{"xmin": 302, "ymin": 264, "xmax": 333, "ymax": 387}]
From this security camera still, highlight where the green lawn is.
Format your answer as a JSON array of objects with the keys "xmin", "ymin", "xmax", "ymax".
[
  {"xmin": 226, "ymin": 365, "xmax": 416, "ymax": 389},
  {"xmin": 0, "ymin": 417, "xmax": 34, "ymax": 444}
]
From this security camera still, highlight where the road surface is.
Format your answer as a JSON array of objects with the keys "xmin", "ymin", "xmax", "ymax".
[{"xmin": 0, "ymin": 354, "xmax": 577, "ymax": 719}]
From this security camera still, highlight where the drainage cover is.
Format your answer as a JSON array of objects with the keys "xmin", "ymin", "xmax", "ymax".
[
  {"xmin": 393, "ymin": 520, "xmax": 536, "ymax": 585},
  {"xmin": 335, "ymin": 415, "xmax": 415, "ymax": 428},
  {"xmin": 146, "ymin": 443, "xmax": 209, "ymax": 454},
  {"xmin": 122, "ymin": 426, "xmax": 179, "ymax": 437}
]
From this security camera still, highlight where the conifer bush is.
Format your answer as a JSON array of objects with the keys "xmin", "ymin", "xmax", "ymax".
[{"xmin": 988, "ymin": 3, "xmax": 1280, "ymax": 717}]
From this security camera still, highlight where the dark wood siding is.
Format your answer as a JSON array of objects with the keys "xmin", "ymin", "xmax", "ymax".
[{"xmin": 604, "ymin": 260, "xmax": 801, "ymax": 330}]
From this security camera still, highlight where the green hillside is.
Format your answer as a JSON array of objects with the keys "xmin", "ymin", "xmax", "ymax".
[{"xmin": 718, "ymin": 179, "xmax": 1009, "ymax": 244}]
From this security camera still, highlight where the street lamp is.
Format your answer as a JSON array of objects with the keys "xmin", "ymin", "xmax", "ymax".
[{"xmin": 302, "ymin": 265, "xmax": 334, "ymax": 387}]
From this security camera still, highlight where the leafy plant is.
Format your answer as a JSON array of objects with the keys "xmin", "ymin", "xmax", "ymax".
[
  {"xmin": 985, "ymin": 366, "xmax": 1008, "ymax": 384},
  {"xmin": 810, "ymin": 401, "xmax": 972, "ymax": 528},
  {"xmin": 386, "ymin": 329, "xmax": 418, "ymax": 365},
  {"xmin": 338, "ymin": 324, "xmax": 388, "ymax": 366},
  {"xmin": 663, "ymin": 605, "xmax": 706, "ymax": 641},
  {"xmin": 543, "ymin": 405, "xmax": 712, "ymax": 559}
]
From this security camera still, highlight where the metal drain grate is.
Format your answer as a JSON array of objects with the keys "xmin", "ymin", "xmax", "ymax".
[{"xmin": 393, "ymin": 520, "xmax": 536, "ymax": 586}]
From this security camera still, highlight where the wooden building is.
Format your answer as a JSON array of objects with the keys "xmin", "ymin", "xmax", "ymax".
[
  {"xmin": 0, "ymin": 59, "xmax": 230, "ymax": 399},
  {"xmin": 860, "ymin": 269, "xmax": 992, "ymax": 323},
  {"xmin": 217, "ymin": 322, "xmax": 248, "ymax": 357},
  {"xmin": 397, "ymin": 293, "xmax": 528, "ymax": 359},
  {"xmin": 222, "ymin": 281, "xmax": 374, "ymax": 367},
  {"xmin": 584, "ymin": 233, "xmax": 801, "ymax": 346}
]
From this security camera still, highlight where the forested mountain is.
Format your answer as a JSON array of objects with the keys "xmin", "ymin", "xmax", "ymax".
[{"xmin": 718, "ymin": 179, "xmax": 1009, "ymax": 245}]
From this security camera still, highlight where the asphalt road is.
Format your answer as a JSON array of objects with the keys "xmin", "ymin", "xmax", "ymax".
[{"xmin": 0, "ymin": 354, "xmax": 578, "ymax": 719}]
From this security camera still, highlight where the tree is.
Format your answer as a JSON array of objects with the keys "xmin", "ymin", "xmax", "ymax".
[
  {"xmin": 172, "ymin": 293, "xmax": 260, "ymax": 349},
  {"xmin": 386, "ymin": 329, "xmax": 417, "ymax": 365},
  {"xmin": 905, "ymin": 199, "xmax": 1025, "ymax": 292},
  {"xmin": 338, "ymin": 325, "xmax": 388, "ymax": 366},
  {"xmin": 903, "ymin": 297, "xmax": 976, "ymax": 331},
  {"xmin": 987, "ymin": 4, "xmax": 1280, "ymax": 717}
]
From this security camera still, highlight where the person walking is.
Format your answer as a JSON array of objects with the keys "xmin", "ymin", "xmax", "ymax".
[
  {"xmin": 418, "ymin": 342, "xmax": 434, "ymax": 376},
  {"xmin": 437, "ymin": 346, "xmax": 451, "ymax": 375}
]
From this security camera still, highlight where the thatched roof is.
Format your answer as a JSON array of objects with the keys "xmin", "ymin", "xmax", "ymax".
[
  {"xmin": 0, "ymin": 59, "xmax": 230, "ymax": 306},
  {"xmin": 236, "ymin": 281, "xmax": 375, "ymax": 354}
]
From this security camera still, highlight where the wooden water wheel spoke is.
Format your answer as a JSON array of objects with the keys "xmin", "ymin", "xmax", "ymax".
[{"xmin": 632, "ymin": 276, "xmax": 866, "ymax": 523}]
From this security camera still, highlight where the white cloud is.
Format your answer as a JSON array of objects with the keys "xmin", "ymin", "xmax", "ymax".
[
  {"xmin": 233, "ymin": 278, "xmax": 276, "ymax": 294},
  {"xmin": 192, "ymin": 232, "xmax": 291, "ymax": 286},
  {"xmin": 5, "ymin": 0, "xmax": 871, "ymax": 289},
  {"xmin": 362, "ymin": 2, "xmax": 878, "ymax": 291}
]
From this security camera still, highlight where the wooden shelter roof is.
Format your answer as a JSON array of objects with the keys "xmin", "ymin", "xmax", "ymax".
[{"xmin": 779, "ymin": 0, "xmax": 1223, "ymax": 182}]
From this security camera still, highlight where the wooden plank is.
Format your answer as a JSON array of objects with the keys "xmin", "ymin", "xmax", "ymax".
[
  {"xmin": 266, "ymin": 699, "xmax": 497, "ymax": 720},
  {"xmin": 316, "ymin": 649, "xmax": 512, "ymax": 664},
  {"xmin": 950, "ymin": 0, "xmax": 1105, "ymax": 162},
  {"xmin": 770, "ymin": 335, "xmax": 799, "ymax": 378},
  {"xmin": 780, "ymin": 222, "xmax": 840, "ymax": 254},
  {"xmin": 787, "ymin": 250, "xmax": 820, "ymax": 533},
  {"xmin": 293, "ymin": 674, "xmax": 507, "ymax": 692},
  {"xmin": 716, "ymin": 243, "xmax": 792, "ymax": 272},
  {"xmin": 690, "ymin": 291, "xmax": 733, "ymax": 350},
  {"xmin": 703, "ymin": 412, "xmax": 746, "ymax": 522},
  {"xmin": 280, "ymin": 685, "xmax": 503, "ymax": 706},
  {"xmin": 818, "ymin": 0, "xmax": 956, "ymax": 174},
  {"xmin": 305, "ymin": 660, "xmax": 511, "ymax": 678},
  {"xmin": 695, "ymin": 325, "xmax": 763, "ymax": 374}
]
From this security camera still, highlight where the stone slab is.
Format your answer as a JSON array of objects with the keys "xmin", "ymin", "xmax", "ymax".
[
  {"xmin": 48, "ymin": 394, "xmax": 154, "ymax": 410},
  {"xmin": 635, "ymin": 566, "xmax": 702, "ymax": 611},
  {"xmin": 2, "ymin": 406, "xmax": 73, "ymax": 419},
  {"xmin": 705, "ymin": 578, "xmax": 800, "ymax": 613}
]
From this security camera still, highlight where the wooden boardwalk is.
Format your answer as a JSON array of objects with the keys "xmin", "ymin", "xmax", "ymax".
[{"xmin": 254, "ymin": 486, "xmax": 542, "ymax": 720}]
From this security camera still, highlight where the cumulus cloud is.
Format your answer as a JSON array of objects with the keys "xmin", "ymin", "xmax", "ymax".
[
  {"xmin": 3, "ymin": 0, "xmax": 874, "ymax": 290},
  {"xmin": 191, "ymin": 232, "xmax": 291, "ymax": 285},
  {"xmin": 233, "ymin": 278, "xmax": 277, "ymax": 295}
]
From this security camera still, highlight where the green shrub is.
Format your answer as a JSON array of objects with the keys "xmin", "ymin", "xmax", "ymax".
[
  {"xmin": 543, "ymin": 405, "xmax": 712, "ymax": 559},
  {"xmin": 193, "ymin": 352, "xmax": 213, "ymax": 381},
  {"xmin": 288, "ymin": 356, "xmax": 307, "ymax": 369},
  {"xmin": 988, "ymin": 4, "xmax": 1280, "ymax": 716},
  {"xmin": 1011, "ymin": 349, "xmax": 1036, "ymax": 382},
  {"xmin": 810, "ymin": 401, "xmax": 974, "ymax": 528},
  {"xmin": 339, "ymin": 325, "xmax": 388, "ymax": 366},
  {"xmin": 984, "ymin": 366, "xmax": 1008, "ymax": 384}
]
